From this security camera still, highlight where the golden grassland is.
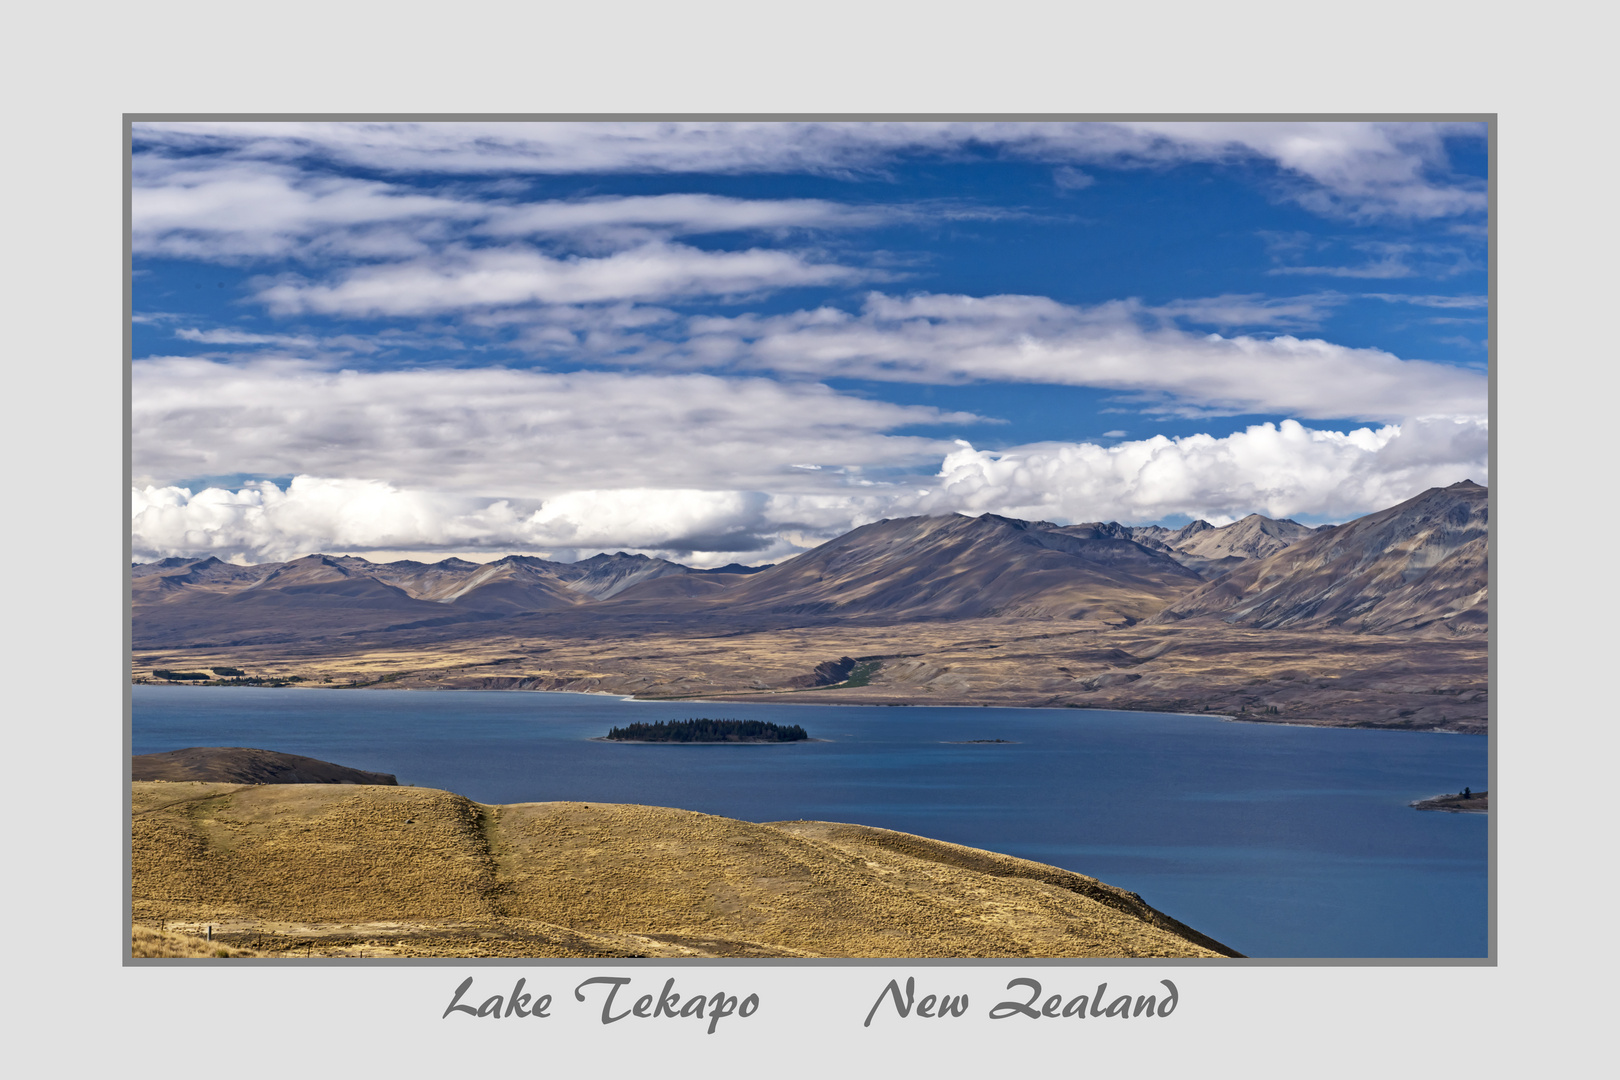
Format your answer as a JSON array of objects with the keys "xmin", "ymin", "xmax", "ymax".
[
  {"xmin": 131, "ymin": 781, "xmax": 1239, "ymax": 959},
  {"xmin": 131, "ymin": 925, "xmax": 267, "ymax": 958},
  {"xmin": 132, "ymin": 617, "xmax": 1487, "ymax": 732}
]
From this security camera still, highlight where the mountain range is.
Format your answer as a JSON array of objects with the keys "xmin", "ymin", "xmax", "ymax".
[
  {"xmin": 131, "ymin": 482, "xmax": 1488, "ymax": 731},
  {"xmin": 133, "ymin": 481, "xmax": 1487, "ymax": 646}
]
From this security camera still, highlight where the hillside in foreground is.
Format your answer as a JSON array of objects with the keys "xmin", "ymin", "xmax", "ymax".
[
  {"xmin": 132, "ymin": 746, "xmax": 398, "ymax": 785},
  {"xmin": 131, "ymin": 780, "xmax": 1240, "ymax": 959}
]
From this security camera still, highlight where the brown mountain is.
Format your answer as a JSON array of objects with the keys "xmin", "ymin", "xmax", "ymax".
[
  {"xmin": 1075, "ymin": 515, "xmax": 1318, "ymax": 577},
  {"xmin": 134, "ymin": 554, "xmax": 451, "ymax": 647},
  {"xmin": 711, "ymin": 512, "xmax": 1203, "ymax": 622},
  {"xmin": 133, "ymin": 485, "xmax": 1486, "ymax": 650},
  {"xmin": 1152, "ymin": 480, "xmax": 1488, "ymax": 634},
  {"xmin": 130, "ymin": 551, "xmax": 724, "ymax": 646},
  {"xmin": 131, "ymin": 514, "xmax": 1207, "ymax": 642}
]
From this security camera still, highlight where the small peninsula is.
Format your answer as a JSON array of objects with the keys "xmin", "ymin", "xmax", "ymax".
[
  {"xmin": 1413, "ymin": 789, "xmax": 1489, "ymax": 813},
  {"xmin": 604, "ymin": 718, "xmax": 808, "ymax": 743}
]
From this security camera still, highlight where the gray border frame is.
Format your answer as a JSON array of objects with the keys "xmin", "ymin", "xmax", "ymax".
[{"xmin": 124, "ymin": 113, "xmax": 1495, "ymax": 967}]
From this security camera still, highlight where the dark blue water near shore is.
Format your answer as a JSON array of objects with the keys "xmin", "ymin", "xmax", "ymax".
[{"xmin": 131, "ymin": 685, "xmax": 1487, "ymax": 959}]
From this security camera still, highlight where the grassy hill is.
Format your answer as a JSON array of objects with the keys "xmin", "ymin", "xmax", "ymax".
[{"xmin": 131, "ymin": 780, "xmax": 1239, "ymax": 959}]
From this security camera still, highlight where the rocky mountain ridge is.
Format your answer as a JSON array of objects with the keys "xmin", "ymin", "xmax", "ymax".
[
  {"xmin": 133, "ymin": 483, "xmax": 1487, "ymax": 648},
  {"xmin": 1154, "ymin": 481, "xmax": 1487, "ymax": 634}
]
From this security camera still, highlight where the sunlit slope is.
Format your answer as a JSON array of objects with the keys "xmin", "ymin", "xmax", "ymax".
[
  {"xmin": 1154, "ymin": 481, "xmax": 1488, "ymax": 634},
  {"xmin": 714, "ymin": 512, "xmax": 1203, "ymax": 622},
  {"xmin": 131, "ymin": 781, "xmax": 1238, "ymax": 959}
]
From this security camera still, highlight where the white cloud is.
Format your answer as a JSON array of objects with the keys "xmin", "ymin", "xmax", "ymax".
[
  {"xmin": 256, "ymin": 242, "xmax": 871, "ymax": 315},
  {"xmin": 1052, "ymin": 166, "xmax": 1095, "ymax": 191},
  {"xmin": 478, "ymin": 193, "xmax": 887, "ymax": 241},
  {"xmin": 132, "ymin": 478, "xmax": 486, "ymax": 562},
  {"xmin": 916, "ymin": 417, "xmax": 1489, "ymax": 524},
  {"xmin": 1107, "ymin": 120, "xmax": 1486, "ymax": 220},
  {"xmin": 1266, "ymin": 240, "xmax": 1477, "ymax": 280},
  {"xmin": 1364, "ymin": 293, "xmax": 1489, "ymax": 309},
  {"xmin": 135, "ymin": 120, "xmax": 1485, "ymax": 221},
  {"xmin": 682, "ymin": 292, "xmax": 1487, "ymax": 421},
  {"xmin": 175, "ymin": 327, "xmax": 319, "ymax": 348},
  {"xmin": 131, "ymin": 161, "xmax": 480, "ymax": 262},
  {"xmin": 132, "ymin": 416, "xmax": 1488, "ymax": 565},
  {"xmin": 132, "ymin": 357, "xmax": 975, "ymax": 497},
  {"xmin": 132, "ymin": 155, "xmax": 892, "ymax": 263},
  {"xmin": 130, "ymin": 477, "xmax": 881, "ymax": 565},
  {"xmin": 1147, "ymin": 292, "xmax": 1348, "ymax": 330}
]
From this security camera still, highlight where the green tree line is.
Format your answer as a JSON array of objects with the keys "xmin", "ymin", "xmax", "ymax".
[{"xmin": 605, "ymin": 718, "xmax": 808, "ymax": 742}]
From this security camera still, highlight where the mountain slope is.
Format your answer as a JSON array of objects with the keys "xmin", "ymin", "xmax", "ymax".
[
  {"xmin": 134, "ymin": 554, "xmax": 453, "ymax": 646},
  {"xmin": 1152, "ymin": 480, "xmax": 1488, "ymax": 633},
  {"xmin": 718, "ymin": 512, "xmax": 1204, "ymax": 622},
  {"xmin": 1067, "ymin": 515, "xmax": 1317, "ymax": 577}
]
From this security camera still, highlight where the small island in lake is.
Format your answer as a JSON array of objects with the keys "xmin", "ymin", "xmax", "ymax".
[
  {"xmin": 604, "ymin": 718, "xmax": 809, "ymax": 743},
  {"xmin": 1413, "ymin": 788, "xmax": 1489, "ymax": 813}
]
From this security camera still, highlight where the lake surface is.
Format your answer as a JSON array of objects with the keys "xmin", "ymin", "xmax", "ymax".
[{"xmin": 131, "ymin": 685, "xmax": 1488, "ymax": 959}]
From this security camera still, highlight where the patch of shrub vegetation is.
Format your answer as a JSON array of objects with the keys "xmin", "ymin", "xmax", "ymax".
[
  {"xmin": 153, "ymin": 670, "xmax": 211, "ymax": 681},
  {"xmin": 841, "ymin": 659, "xmax": 882, "ymax": 688},
  {"xmin": 211, "ymin": 667, "xmax": 246, "ymax": 677},
  {"xmin": 605, "ymin": 718, "xmax": 808, "ymax": 743}
]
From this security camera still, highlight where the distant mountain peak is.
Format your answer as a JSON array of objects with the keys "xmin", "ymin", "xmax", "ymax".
[{"xmin": 1153, "ymin": 479, "xmax": 1487, "ymax": 634}]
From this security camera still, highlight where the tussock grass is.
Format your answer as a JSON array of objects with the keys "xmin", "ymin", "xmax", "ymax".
[{"xmin": 131, "ymin": 925, "xmax": 264, "ymax": 958}]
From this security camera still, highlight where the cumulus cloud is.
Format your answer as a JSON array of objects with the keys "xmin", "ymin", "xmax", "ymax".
[
  {"xmin": 133, "ymin": 417, "xmax": 1487, "ymax": 565},
  {"xmin": 130, "ymin": 477, "xmax": 882, "ymax": 565},
  {"xmin": 135, "ymin": 120, "xmax": 1485, "ymax": 221},
  {"xmin": 132, "ymin": 478, "xmax": 490, "ymax": 563},
  {"xmin": 132, "ymin": 357, "xmax": 976, "ymax": 497},
  {"xmin": 916, "ymin": 417, "xmax": 1489, "ymax": 524},
  {"xmin": 682, "ymin": 292, "xmax": 1487, "ymax": 421}
]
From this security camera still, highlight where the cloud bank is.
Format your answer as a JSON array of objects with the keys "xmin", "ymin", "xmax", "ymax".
[
  {"xmin": 132, "ymin": 358, "xmax": 974, "ymax": 497},
  {"xmin": 133, "ymin": 417, "xmax": 1488, "ymax": 564}
]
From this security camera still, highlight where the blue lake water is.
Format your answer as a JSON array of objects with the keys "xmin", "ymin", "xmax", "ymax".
[{"xmin": 131, "ymin": 685, "xmax": 1488, "ymax": 959}]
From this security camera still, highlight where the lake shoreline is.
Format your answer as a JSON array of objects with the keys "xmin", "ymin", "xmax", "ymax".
[{"xmin": 131, "ymin": 683, "xmax": 1490, "ymax": 958}]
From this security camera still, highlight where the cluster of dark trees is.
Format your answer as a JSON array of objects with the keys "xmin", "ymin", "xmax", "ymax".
[
  {"xmin": 604, "ymin": 718, "xmax": 809, "ymax": 743},
  {"xmin": 147, "ymin": 668, "xmax": 303, "ymax": 686}
]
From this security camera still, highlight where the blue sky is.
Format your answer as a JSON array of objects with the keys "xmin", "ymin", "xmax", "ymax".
[{"xmin": 130, "ymin": 121, "xmax": 1489, "ymax": 565}]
